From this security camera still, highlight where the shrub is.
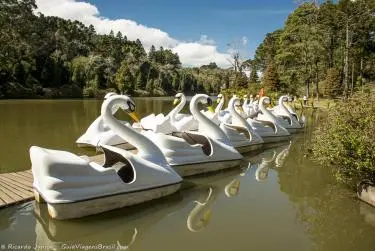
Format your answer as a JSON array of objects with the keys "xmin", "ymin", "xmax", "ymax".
[
  {"xmin": 312, "ymin": 92, "xmax": 375, "ymax": 188},
  {"xmin": 83, "ymin": 87, "xmax": 97, "ymax": 98}
]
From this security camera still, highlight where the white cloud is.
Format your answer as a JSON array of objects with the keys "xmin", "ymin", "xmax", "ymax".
[
  {"xmin": 199, "ymin": 35, "xmax": 216, "ymax": 45},
  {"xmin": 35, "ymin": 0, "xmax": 233, "ymax": 68},
  {"xmin": 242, "ymin": 36, "xmax": 248, "ymax": 46},
  {"xmin": 172, "ymin": 43, "xmax": 230, "ymax": 67}
]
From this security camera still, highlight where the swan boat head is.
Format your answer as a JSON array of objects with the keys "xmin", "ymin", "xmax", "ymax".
[
  {"xmin": 173, "ymin": 93, "xmax": 185, "ymax": 106},
  {"xmin": 76, "ymin": 92, "xmax": 129, "ymax": 147},
  {"xmin": 257, "ymin": 96, "xmax": 290, "ymax": 134},
  {"xmin": 191, "ymin": 94, "xmax": 229, "ymax": 143},
  {"xmin": 226, "ymin": 96, "xmax": 264, "ymax": 145},
  {"xmin": 215, "ymin": 93, "xmax": 224, "ymax": 113},
  {"xmin": 169, "ymin": 93, "xmax": 199, "ymax": 131},
  {"xmin": 275, "ymin": 95, "xmax": 302, "ymax": 128}
]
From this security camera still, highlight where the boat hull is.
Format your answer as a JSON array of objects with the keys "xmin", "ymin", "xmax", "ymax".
[
  {"xmin": 236, "ymin": 143, "xmax": 263, "ymax": 154},
  {"xmin": 37, "ymin": 183, "xmax": 181, "ymax": 220},
  {"xmin": 78, "ymin": 142, "xmax": 136, "ymax": 151},
  {"xmin": 172, "ymin": 159, "xmax": 242, "ymax": 177},
  {"xmin": 261, "ymin": 135, "xmax": 291, "ymax": 144}
]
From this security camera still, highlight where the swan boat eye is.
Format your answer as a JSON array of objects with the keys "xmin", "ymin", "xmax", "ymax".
[
  {"xmin": 126, "ymin": 100, "xmax": 136, "ymax": 112},
  {"xmin": 207, "ymin": 98, "xmax": 213, "ymax": 106}
]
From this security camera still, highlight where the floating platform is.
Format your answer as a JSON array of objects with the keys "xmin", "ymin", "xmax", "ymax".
[{"xmin": 0, "ymin": 170, "xmax": 34, "ymax": 208}]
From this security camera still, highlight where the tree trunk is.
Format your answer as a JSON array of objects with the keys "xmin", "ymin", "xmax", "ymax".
[
  {"xmin": 343, "ymin": 19, "xmax": 349, "ymax": 98},
  {"xmin": 315, "ymin": 61, "xmax": 319, "ymax": 101},
  {"xmin": 351, "ymin": 62, "xmax": 354, "ymax": 95},
  {"xmin": 306, "ymin": 81, "xmax": 310, "ymax": 98}
]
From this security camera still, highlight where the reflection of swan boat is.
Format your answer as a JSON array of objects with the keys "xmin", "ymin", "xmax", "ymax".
[
  {"xmin": 33, "ymin": 169, "xmax": 240, "ymax": 248},
  {"xmin": 255, "ymin": 151, "xmax": 276, "ymax": 181},
  {"xmin": 224, "ymin": 179, "xmax": 241, "ymax": 197},
  {"xmin": 33, "ymin": 189, "xmax": 191, "ymax": 249},
  {"xmin": 30, "ymin": 95, "xmax": 182, "ymax": 219},
  {"xmin": 275, "ymin": 142, "xmax": 292, "ymax": 167},
  {"xmin": 359, "ymin": 202, "xmax": 375, "ymax": 227},
  {"xmin": 185, "ymin": 168, "xmax": 243, "ymax": 232},
  {"xmin": 358, "ymin": 180, "xmax": 375, "ymax": 208},
  {"xmin": 187, "ymin": 188, "xmax": 214, "ymax": 232},
  {"xmin": 242, "ymin": 143, "xmax": 291, "ymax": 181},
  {"xmin": 246, "ymin": 97, "xmax": 291, "ymax": 143}
]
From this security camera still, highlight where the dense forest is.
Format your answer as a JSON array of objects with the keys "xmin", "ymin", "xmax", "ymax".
[
  {"xmin": 254, "ymin": 0, "xmax": 375, "ymax": 98},
  {"xmin": 0, "ymin": 0, "xmax": 374, "ymax": 98},
  {"xmin": 0, "ymin": 0, "xmax": 238, "ymax": 98}
]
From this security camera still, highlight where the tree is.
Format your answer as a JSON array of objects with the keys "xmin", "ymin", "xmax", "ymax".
[
  {"xmin": 276, "ymin": 3, "xmax": 324, "ymax": 97},
  {"xmin": 254, "ymin": 29, "xmax": 283, "ymax": 71},
  {"xmin": 115, "ymin": 64, "xmax": 134, "ymax": 94},
  {"xmin": 148, "ymin": 45, "xmax": 156, "ymax": 61},
  {"xmin": 262, "ymin": 61, "xmax": 280, "ymax": 92},
  {"xmin": 324, "ymin": 68, "xmax": 342, "ymax": 98}
]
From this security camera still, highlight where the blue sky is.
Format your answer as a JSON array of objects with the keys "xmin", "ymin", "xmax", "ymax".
[
  {"xmin": 88, "ymin": 0, "xmax": 295, "ymax": 56},
  {"xmin": 35, "ymin": 0, "xmax": 298, "ymax": 67}
]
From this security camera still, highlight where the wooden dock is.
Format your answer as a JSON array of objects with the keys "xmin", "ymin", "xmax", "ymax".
[
  {"xmin": 0, "ymin": 170, "xmax": 34, "ymax": 208},
  {"xmin": 0, "ymin": 154, "xmax": 105, "ymax": 209}
]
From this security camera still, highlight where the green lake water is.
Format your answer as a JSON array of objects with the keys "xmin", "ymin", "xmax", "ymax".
[{"xmin": 0, "ymin": 98, "xmax": 375, "ymax": 251}]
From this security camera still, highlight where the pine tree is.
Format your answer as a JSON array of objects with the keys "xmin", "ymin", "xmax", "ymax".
[
  {"xmin": 148, "ymin": 45, "xmax": 156, "ymax": 61},
  {"xmin": 262, "ymin": 61, "xmax": 280, "ymax": 92},
  {"xmin": 324, "ymin": 68, "xmax": 342, "ymax": 98},
  {"xmin": 249, "ymin": 68, "xmax": 258, "ymax": 84},
  {"xmin": 135, "ymin": 73, "xmax": 143, "ymax": 90}
]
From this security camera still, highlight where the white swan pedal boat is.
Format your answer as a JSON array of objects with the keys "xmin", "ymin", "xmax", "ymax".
[
  {"xmin": 135, "ymin": 93, "xmax": 199, "ymax": 133},
  {"xmin": 257, "ymin": 96, "xmax": 303, "ymax": 134},
  {"xmin": 271, "ymin": 96, "xmax": 305, "ymax": 132},
  {"xmin": 243, "ymin": 97, "xmax": 291, "ymax": 143},
  {"xmin": 136, "ymin": 94, "xmax": 243, "ymax": 177},
  {"xmin": 76, "ymin": 92, "xmax": 137, "ymax": 149},
  {"xmin": 218, "ymin": 96, "xmax": 264, "ymax": 154},
  {"xmin": 30, "ymin": 95, "xmax": 182, "ymax": 220}
]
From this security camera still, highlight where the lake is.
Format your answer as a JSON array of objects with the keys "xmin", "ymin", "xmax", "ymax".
[{"xmin": 0, "ymin": 98, "xmax": 375, "ymax": 251}]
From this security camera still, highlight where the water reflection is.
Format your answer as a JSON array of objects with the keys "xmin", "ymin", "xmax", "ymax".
[
  {"xmin": 360, "ymin": 203, "xmax": 375, "ymax": 228},
  {"xmin": 3, "ymin": 109, "xmax": 375, "ymax": 251},
  {"xmin": 187, "ymin": 188, "xmax": 214, "ymax": 232},
  {"xmin": 278, "ymin": 111, "xmax": 375, "ymax": 251},
  {"xmin": 243, "ymin": 143, "xmax": 292, "ymax": 182},
  {"xmin": 33, "ymin": 187, "xmax": 194, "ymax": 249},
  {"xmin": 32, "ymin": 168, "xmax": 244, "ymax": 249},
  {"xmin": 224, "ymin": 180, "xmax": 241, "ymax": 198}
]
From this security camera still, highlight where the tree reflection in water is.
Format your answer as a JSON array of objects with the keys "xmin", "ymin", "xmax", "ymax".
[{"xmin": 278, "ymin": 111, "xmax": 375, "ymax": 251}]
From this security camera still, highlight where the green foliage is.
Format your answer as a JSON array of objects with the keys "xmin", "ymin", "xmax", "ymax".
[
  {"xmin": 0, "ymin": 0, "xmax": 245, "ymax": 98},
  {"xmin": 312, "ymin": 92, "xmax": 375, "ymax": 187},
  {"xmin": 323, "ymin": 68, "xmax": 342, "ymax": 97},
  {"xmin": 262, "ymin": 61, "xmax": 280, "ymax": 92},
  {"xmin": 115, "ymin": 64, "xmax": 134, "ymax": 95},
  {"xmin": 254, "ymin": 0, "xmax": 375, "ymax": 98}
]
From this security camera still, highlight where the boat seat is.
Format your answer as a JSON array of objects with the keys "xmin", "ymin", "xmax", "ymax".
[
  {"xmin": 279, "ymin": 115, "xmax": 291, "ymax": 125},
  {"xmin": 171, "ymin": 132, "xmax": 212, "ymax": 156},
  {"xmin": 292, "ymin": 114, "xmax": 298, "ymax": 121},
  {"xmin": 224, "ymin": 124, "xmax": 250, "ymax": 140},
  {"xmin": 97, "ymin": 146, "xmax": 135, "ymax": 184},
  {"xmin": 255, "ymin": 120, "xmax": 277, "ymax": 133}
]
